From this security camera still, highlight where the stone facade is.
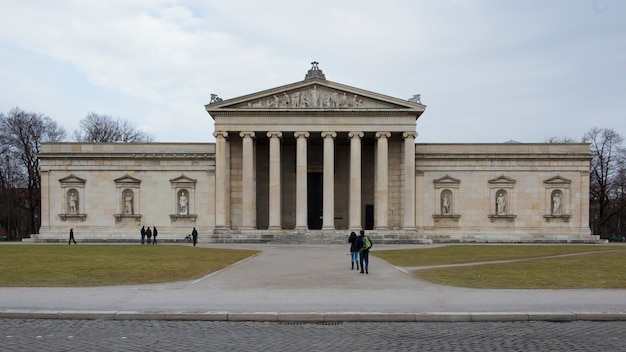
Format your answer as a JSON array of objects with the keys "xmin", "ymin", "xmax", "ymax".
[{"xmin": 32, "ymin": 65, "xmax": 597, "ymax": 243}]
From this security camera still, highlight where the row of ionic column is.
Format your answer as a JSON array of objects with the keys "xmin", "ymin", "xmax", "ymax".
[{"xmin": 213, "ymin": 131, "xmax": 418, "ymax": 231}]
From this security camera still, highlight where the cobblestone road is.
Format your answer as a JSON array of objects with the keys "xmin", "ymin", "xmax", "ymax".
[{"xmin": 2, "ymin": 319, "xmax": 625, "ymax": 351}]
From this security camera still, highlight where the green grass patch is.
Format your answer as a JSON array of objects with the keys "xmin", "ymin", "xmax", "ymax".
[
  {"xmin": 373, "ymin": 245, "xmax": 616, "ymax": 267},
  {"xmin": 0, "ymin": 245, "xmax": 258, "ymax": 287},
  {"xmin": 414, "ymin": 250, "xmax": 626, "ymax": 289},
  {"xmin": 373, "ymin": 245, "xmax": 626, "ymax": 289}
]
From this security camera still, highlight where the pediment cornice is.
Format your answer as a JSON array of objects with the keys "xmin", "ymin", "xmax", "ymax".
[
  {"xmin": 58, "ymin": 174, "xmax": 86, "ymax": 185},
  {"xmin": 206, "ymin": 78, "xmax": 425, "ymax": 117}
]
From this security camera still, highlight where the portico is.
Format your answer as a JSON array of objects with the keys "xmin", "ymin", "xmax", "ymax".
[{"xmin": 207, "ymin": 64, "xmax": 424, "ymax": 236}]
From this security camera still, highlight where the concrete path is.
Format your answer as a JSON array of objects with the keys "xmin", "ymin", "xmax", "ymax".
[{"xmin": 1, "ymin": 243, "xmax": 625, "ymax": 322}]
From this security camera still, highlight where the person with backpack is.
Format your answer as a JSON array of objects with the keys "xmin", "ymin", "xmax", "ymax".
[
  {"xmin": 357, "ymin": 229, "xmax": 372, "ymax": 274},
  {"xmin": 348, "ymin": 231, "xmax": 360, "ymax": 270}
]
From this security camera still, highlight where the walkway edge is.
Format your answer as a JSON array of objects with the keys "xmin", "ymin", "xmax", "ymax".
[{"xmin": 2, "ymin": 310, "xmax": 626, "ymax": 322}]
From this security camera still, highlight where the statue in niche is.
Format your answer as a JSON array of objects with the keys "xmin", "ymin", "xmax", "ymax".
[
  {"xmin": 496, "ymin": 192, "xmax": 506, "ymax": 215},
  {"xmin": 68, "ymin": 191, "xmax": 78, "ymax": 214},
  {"xmin": 442, "ymin": 193, "xmax": 450, "ymax": 215},
  {"xmin": 124, "ymin": 191, "xmax": 133, "ymax": 214},
  {"xmin": 552, "ymin": 193, "xmax": 561, "ymax": 216},
  {"xmin": 179, "ymin": 192, "xmax": 188, "ymax": 215}
]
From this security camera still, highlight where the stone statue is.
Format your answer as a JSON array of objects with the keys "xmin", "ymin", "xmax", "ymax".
[
  {"xmin": 409, "ymin": 94, "xmax": 422, "ymax": 104},
  {"xmin": 210, "ymin": 94, "xmax": 222, "ymax": 103},
  {"xmin": 496, "ymin": 192, "xmax": 506, "ymax": 215},
  {"xmin": 124, "ymin": 191, "xmax": 133, "ymax": 214},
  {"xmin": 552, "ymin": 193, "xmax": 561, "ymax": 215},
  {"xmin": 310, "ymin": 86, "xmax": 319, "ymax": 107},
  {"xmin": 179, "ymin": 192, "xmax": 188, "ymax": 215},
  {"xmin": 68, "ymin": 192, "xmax": 78, "ymax": 214},
  {"xmin": 442, "ymin": 193, "xmax": 450, "ymax": 215}
]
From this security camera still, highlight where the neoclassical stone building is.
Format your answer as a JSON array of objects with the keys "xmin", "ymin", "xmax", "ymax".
[{"xmin": 33, "ymin": 64, "xmax": 597, "ymax": 243}]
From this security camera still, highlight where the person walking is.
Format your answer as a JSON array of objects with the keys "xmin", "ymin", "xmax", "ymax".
[
  {"xmin": 348, "ymin": 231, "xmax": 359, "ymax": 270},
  {"xmin": 146, "ymin": 226, "xmax": 152, "ymax": 245},
  {"xmin": 68, "ymin": 228, "xmax": 76, "ymax": 245},
  {"xmin": 152, "ymin": 226, "xmax": 158, "ymax": 244},
  {"xmin": 140, "ymin": 226, "xmax": 146, "ymax": 245},
  {"xmin": 191, "ymin": 227, "xmax": 198, "ymax": 246},
  {"xmin": 357, "ymin": 230, "xmax": 372, "ymax": 274}
]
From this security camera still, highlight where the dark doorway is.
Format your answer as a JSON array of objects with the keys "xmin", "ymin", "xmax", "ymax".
[
  {"xmin": 365, "ymin": 204, "xmax": 374, "ymax": 230},
  {"xmin": 307, "ymin": 172, "xmax": 323, "ymax": 229}
]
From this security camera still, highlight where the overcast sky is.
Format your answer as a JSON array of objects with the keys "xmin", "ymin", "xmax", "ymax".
[{"xmin": 1, "ymin": 1, "xmax": 624, "ymax": 143}]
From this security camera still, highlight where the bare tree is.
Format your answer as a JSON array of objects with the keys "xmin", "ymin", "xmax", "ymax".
[
  {"xmin": 0, "ymin": 107, "xmax": 66, "ymax": 236},
  {"xmin": 545, "ymin": 136, "xmax": 579, "ymax": 143},
  {"xmin": 73, "ymin": 112, "xmax": 154, "ymax": 143},
  {"xmin": 583, "ymin": 127, "xmax": 626, "ymax": 237}
]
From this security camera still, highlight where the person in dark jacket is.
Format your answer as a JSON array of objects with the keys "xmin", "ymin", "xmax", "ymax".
[
  {"xmin": 191, "ymin": 227, "xmax": 198, "ymax": 246},
  {"xmin": 68, "ymin": 228, "xmax": 76, "ymax": 245},
  {"xmin": 140, "ymin": 226, "xmax": 146, "ymax": 245},
  {"xmin": 152, "ymin": 226, "xmax": 158, "ymax": 244},
  {"xmin": 348, "ymin": 231, "xmax": 359, "ymax": 270},
  {"xmin": 357, "ymin": 229, "xmax": 371, "ymax": 274},
  {"xmin": 146, "ymin": 226, "xmax": 152, "ymax": 244}
]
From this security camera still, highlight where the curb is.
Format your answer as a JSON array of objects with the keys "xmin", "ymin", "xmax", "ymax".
[{"xmin": 2, "ymin": 311, "xmax": 626, "ymax": 322}]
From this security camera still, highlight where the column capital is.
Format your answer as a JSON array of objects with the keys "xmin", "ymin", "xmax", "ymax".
[
  {"xmin": 348, "ymin": 131, "xmax": 364, "ymax": 139},
  {"xmin": 239, "ymin": 131, "xmax": 256, "ymax": 139},
  {"xmin": 321, "ymin": 131, "xmax": 337, "ymax": 139},
  {"xmin": 294, "ymin": 131, "xmax": 310, "ymax": 139},
  {"xmin": 403, "ymin": 131, "xmax": 418, "ymax": 139},
  {"xmin": 376, "ymin": 131, "xmax": 391, "ymax": 139},
  {"xmin": 213, "ymin": 131, "xmax": 228, "ymax": 138},
  {"xmin": 267, "ymin": 131, "xmax": 283, "ymax": 139}
]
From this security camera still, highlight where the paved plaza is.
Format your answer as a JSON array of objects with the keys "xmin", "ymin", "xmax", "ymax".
[
  {"xmin": 1, "ymin": 243, "xmax": 625, "ymax": 322},
  {"xmin": 2, "ymin": 319, "xmax": 626, "ymax": 351},
  {"xmin": 2, "ymin": 243, "xmax": 625, "ymax": 350}
]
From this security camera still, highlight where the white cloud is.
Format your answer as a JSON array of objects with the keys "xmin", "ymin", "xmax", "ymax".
[{"xmin": 0, "ymin": 0, "xmax": 625, "ymax": 143}]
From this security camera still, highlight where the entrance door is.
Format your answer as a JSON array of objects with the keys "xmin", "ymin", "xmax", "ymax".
[
  {"xmin": 365, "ymin": 204, "xmax": 374, "ymax": 230},
  {"xmin": 307, "ymin": 172, "xmax": 323, "ymax": 229}
]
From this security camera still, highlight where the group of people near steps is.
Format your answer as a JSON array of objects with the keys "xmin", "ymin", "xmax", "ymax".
[
  {"xmin": 140, "ymin": 226, "xmax": 158, "ymax": 245},
  {"xmin": 348, "ymin": 230, "xmax": 372, "ymax": 274}
]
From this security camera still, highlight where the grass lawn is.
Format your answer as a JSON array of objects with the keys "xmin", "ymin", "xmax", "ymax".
[
  {"xmin": 373, "ymin": 245, "xmax": 626, "ymax": 289},
  {"xmin": 0, "ymin": 244, "xmax": 258, "ymax": 287}
]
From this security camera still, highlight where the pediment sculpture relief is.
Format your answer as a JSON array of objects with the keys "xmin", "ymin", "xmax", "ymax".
[{"xmin": 238, "ymin": 86, "xmax": 389, "ymax": 109}]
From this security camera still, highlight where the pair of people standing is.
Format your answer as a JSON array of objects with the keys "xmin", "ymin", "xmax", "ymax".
[
  {"xmin": 348, "ymin": 229, "xmax": 372, "ymax": 274},
  {"xmin": 140, "ymin": 226, "xmax": 158, "ymax": 244}
]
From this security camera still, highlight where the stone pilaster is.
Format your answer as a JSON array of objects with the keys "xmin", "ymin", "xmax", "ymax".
[
  {"xmin": 321, "ymin": 131, "xmax": 337, "ymax": 230},
  {"xmin": 294, "ymin": 131, "xmax": 310, "ymax": 231}
]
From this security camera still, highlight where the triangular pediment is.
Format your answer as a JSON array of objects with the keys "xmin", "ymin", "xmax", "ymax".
[
  {"xmin": 434, "ymin": 174, "xmax": 461, "ymax": 184},
  {"xmin": 58, "ymin": 174, "xmax": 86, "ymax": 185},
  {"xmin": 206, "ymin": 78, "xmax": 425, "ymax": 115},
  {"xmin": 114, "ymin": 174, "xmax": 141, "ymax": 185},
  {"xmin": 170, "ymin": 174, "xmax": 197, "ymax": 184},
  {"xmin": 488, "ymin": 175, "xmax": 516, "ymax": 184},
  {"xmin": 544, "ymin": 175, "xmax": 571, "ymax": 185}
]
